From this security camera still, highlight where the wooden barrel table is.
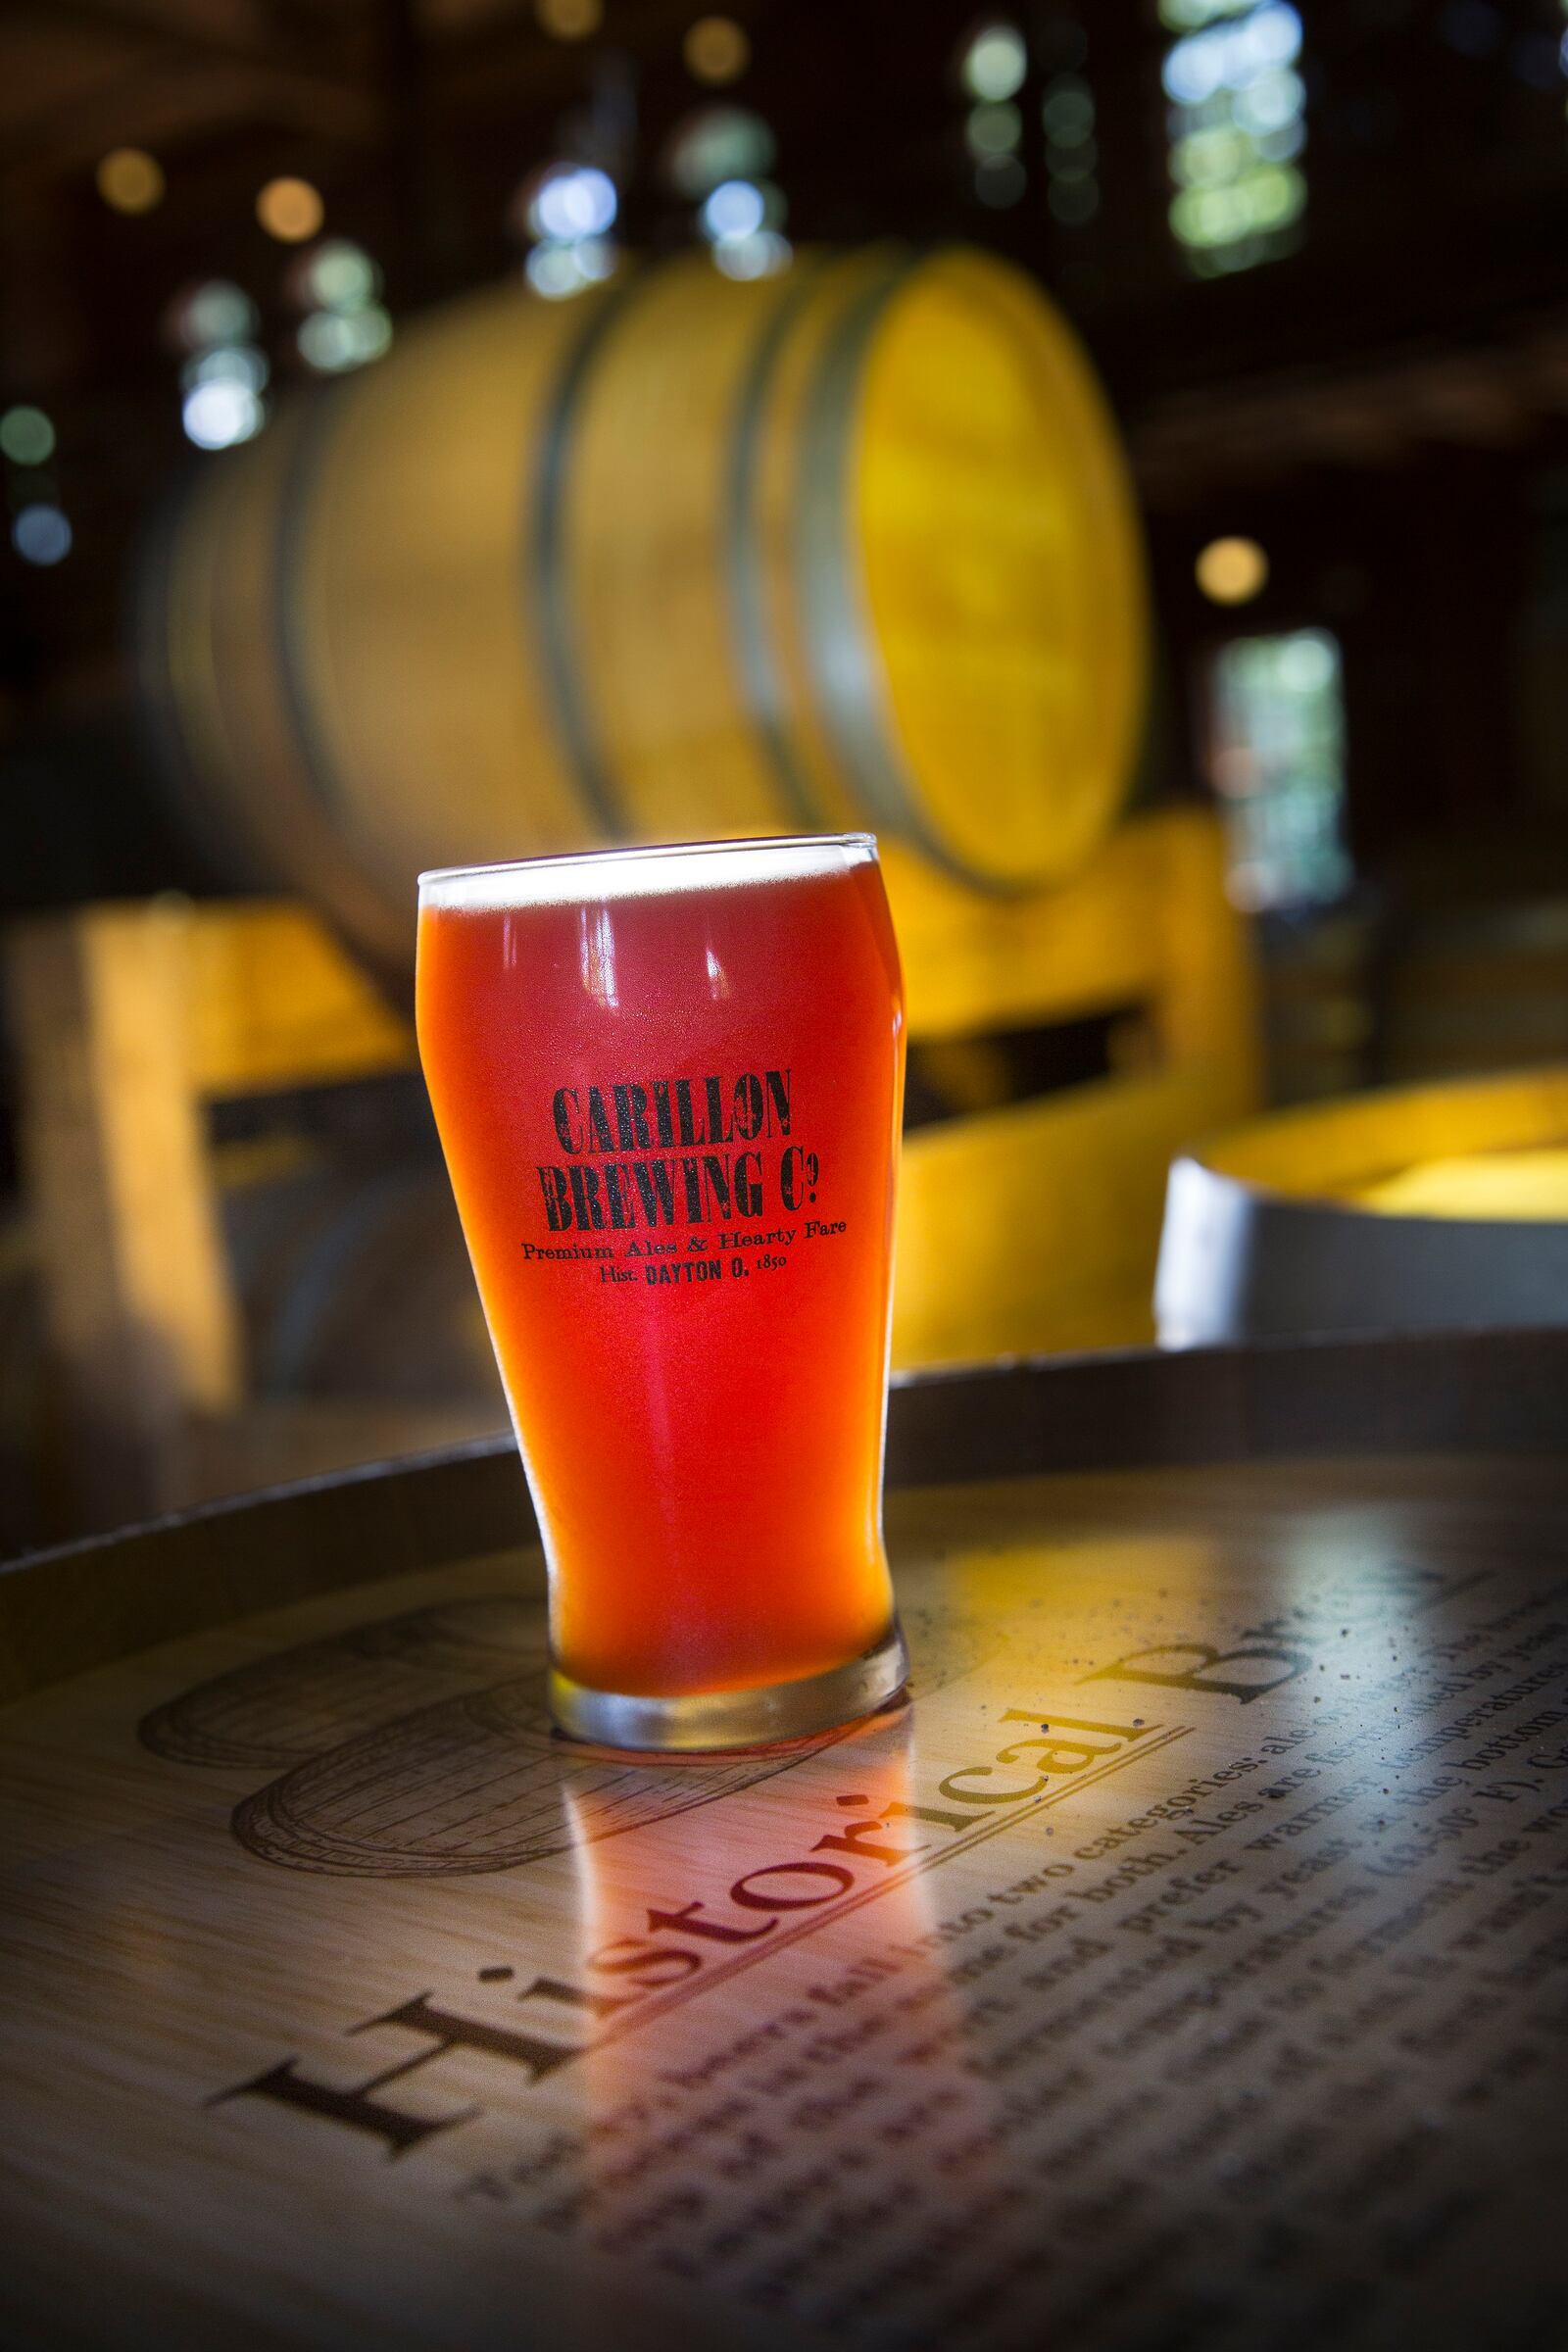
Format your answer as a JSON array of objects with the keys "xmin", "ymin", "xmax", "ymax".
[
  {"xmin": 3, "ymin": 1331, "xmax": 1566, "ymax": 2351},
  {"xmin": 1156, "ymin": 1066, "xmax": 1568, "ymax": 1345}
]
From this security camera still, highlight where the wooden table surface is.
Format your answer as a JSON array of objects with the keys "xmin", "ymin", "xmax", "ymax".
[{"xmin": 2, "ymin": 1330, "xmax": 1566, "ymax": 2352}]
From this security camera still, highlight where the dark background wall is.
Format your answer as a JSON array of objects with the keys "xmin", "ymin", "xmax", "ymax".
[{"xmin": 4, "ymin": 0, "xmax": 1568, "ymax": 912}]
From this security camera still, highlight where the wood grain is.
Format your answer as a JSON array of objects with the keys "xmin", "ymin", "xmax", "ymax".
[
  {"xmin": 3, "ymin": 1328, "xmax": 1563, "ymax": 1705},
  {"xmin": 5, "ymin": 902, "xmax": 243, "ymax": 1529},
  {"xmin": 2, "ymin": 1371, "xmax": 1565, "ymax": 2351},
  {"xmin": 185, "ymin": 903, "xmax": 414, "ymax": 1095}
]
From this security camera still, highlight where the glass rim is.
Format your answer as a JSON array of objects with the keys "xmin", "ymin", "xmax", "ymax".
[{"xmin": 417, "ymin": 832, "xmax": 877, "ymax": 891}]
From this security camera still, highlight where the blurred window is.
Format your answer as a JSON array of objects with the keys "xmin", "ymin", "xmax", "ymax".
[
  {"xmin": 1207, "ymin": 629, "xmax": 1351, "ymax": 911},
  {"xmin": 1160, "ymin": 0, "xmax": 1306, "ymax": 274}
]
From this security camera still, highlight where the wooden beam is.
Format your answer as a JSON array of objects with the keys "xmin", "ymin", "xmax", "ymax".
[
  {"xmin": 888, "ymin": 810, "xmax": 1260, "ymax": 1366},
  {"xmin": 184, "ymin": 902, "xmax": 414, "ymax": 1097},
  {"xmin": 893, "ymin": 1065, "xmax": 1229, "ymax": 1365},
  {"xmin": 5, "ymin": 902, "xmax": 244, "ymax": 1530},
  {"xmin": 0, "ymin": 0, "xmax": 377, "ymax": 173}
]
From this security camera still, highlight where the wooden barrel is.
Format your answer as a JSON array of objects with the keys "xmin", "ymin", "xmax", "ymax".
[
  {"xmin": 2, "ymin": 1335, "xmax": 1565, "ymax": 2350},
  {"xmin": 224, "ymin": 1155, "xmax": 499, "ymax": 1404},
  {"xmin": 1156, "ymin": 1064, "xmax": 1568, "ymax": 1344},
  {"xmin": 138, "ymin": 248, "xmax": 1146, "ymax": 970}
]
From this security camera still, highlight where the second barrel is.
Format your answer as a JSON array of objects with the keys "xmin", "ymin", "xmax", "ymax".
[{"xmin": 142, "ymin": 245, "xmax": 1148, "ymax": 969}]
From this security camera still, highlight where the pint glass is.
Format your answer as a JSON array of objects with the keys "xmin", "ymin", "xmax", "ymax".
[{"xmin": 416, "ymin": 835, "xmax": 909, "ymax": 1750}]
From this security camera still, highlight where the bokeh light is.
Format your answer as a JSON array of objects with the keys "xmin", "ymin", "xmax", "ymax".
[
  {"xmin": 519, "ymin": 163, "xmax": 619, "ymax": 301},
  {"xmin": 1210, "ymin": 629, "xmax": 1348, "ymax": 910},
  {"xmin": 664, "ymin": 106, "xmax": 776, "ymax": 197},
  {"xmin": 1161, "ymin": 0, "xmax": 1306, "ymax": 271},
  {"xmin": 166, "ymin": 279, "xmax": 272, "ymax": 444},
  {"xmin": 532, "ymin": 166, "xmax": 618, "ymax": 241},
  {"xmin": 535, "ymin": 0, "xmax": 602, "ymax": 36},
  {"xmin": 0, "ymin": 407, "xmax": 56, "ymax": 466},
  {"xmin": 1043, "ymin": 83, "xmax": 1095, "ymax": 142},
  {"xmin": 96, "ymin": 149, "xmax": 165, "ymax": 216},
  {"xmin": 697, "ymin": 173, "xmax": 787, "ymax": 271},
  {"xmin": 1043, "ymin": 69, "xmax": 1101, "ymax": 224},
  {"xmin": 298, "ymin": 306, "xmax": 394, "ymax": 369},
  {"xmin": 711, "ymin": 229, "xmax": 791, "ymax": 279},
  {"xmin": 527, "ymin": 245, "xmax": 584, "ymax": 300},
  {"xmin": 1196, "ymin": 535, "xmax": 1269, "ymax": 604},
  {"xmin": 975, "ymin": 154, "xmax": 1027, "ymax": 207},
  {"xmin": 165, "ymin": 281, "xmax": 260, "ymax": 353},
  {"xmin": 525, "ymin": 241, "xmax": 617, "ymax": 298},
  {"xmin": 180, "ymin": 345, "xmax": 269, "ymax": 395},
  {"xmin": 965, "ymin": 101, "xmax": 1022, "ymax": 158},
  {"xmin": 1162, "ymin": 2, "xmax": 1301, "ymax": 102},
  {"xmin": 257, "ymin": 176, "xmax": 324, "ymax": 242},
  {"xmin": 181, "ymin": 380, "xmax": 263, "ymax": 450},
  {"xmin": 961, "ymin": 23, "xmax": 1028, "ymax": 102},
  {"xmin": 293, "ymin": 240, "xmax": 380, "ymax": 313},
  {"xmin": 701, "ymin": 176, "xmax": 766, "ymax": 242},
  {"xmin": 12, "ymin": 504, "xmax": 72, "ymax": 565},
  {"xmin": 684, "ymin": 16, "xmax": 751, "ymax": 84}
]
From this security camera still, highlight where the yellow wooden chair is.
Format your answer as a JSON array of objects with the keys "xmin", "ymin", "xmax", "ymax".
[
  {"xmin": 888, "ymin": 806, "xmax": 1259, "ymax": 1365},
  {"xmin": 5, "ymin": 807, "xmax": 1257, "ymax": 1531}
]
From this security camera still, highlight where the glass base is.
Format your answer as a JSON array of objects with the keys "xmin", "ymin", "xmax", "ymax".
[{"xmin": 548, "ymin": 1618, "xmax": 910, "ymax": 1753}]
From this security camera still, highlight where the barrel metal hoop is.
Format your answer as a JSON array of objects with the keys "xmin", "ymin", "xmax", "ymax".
[
  {"xmin": 129, "ymin": 466, "xmax": 246, "ymax": 888},
  {"xmin": 797, "ymin": 250, "xmax": 1012, "ymax": 894},
  {"xmin": 256, "ymin": 1165, "xmax": 434, "ymax": 1394},
  {"xmin": 271, "ymin": 378, "xmax": 360, "ymax": 828},
  {"xmin": 269, "ymin": 381, "xmax": 416, "ymax": 963},
  {"xmin": 722, "ymin": 259, "xmax": 835, "ymax": 834},
  {"xmin": 528, "ymin": 275, "xmax": 649, "ymax": 840}
]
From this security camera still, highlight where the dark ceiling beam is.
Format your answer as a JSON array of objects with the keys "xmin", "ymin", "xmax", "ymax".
[
  {"xmin": 425, "ymin": 0, "xmax": 701, "ymax": 119},
  {"xmin": 4, "ymin": 0, "xmax": 360, "ymax": 82},
  {"xmin": 1, "ymin": 0, "xmax": 379, "ymax": 164},
  {"xmin": 1127, "ymin": 318, "xmax": 1568, "ymax": 504},
  {"xmin": 0, "ymin": 69, "xmax": 378, "ymax": 185}
]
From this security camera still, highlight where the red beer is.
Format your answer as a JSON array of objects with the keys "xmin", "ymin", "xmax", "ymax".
[{"xmin": 416, "ymin": 836, "xmax": 908, "ymax": 1748}]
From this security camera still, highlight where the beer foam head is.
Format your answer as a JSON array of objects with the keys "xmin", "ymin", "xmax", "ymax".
[{"xmin": 418, "ymin": 835, "xmax": 877, "ymax": 910}]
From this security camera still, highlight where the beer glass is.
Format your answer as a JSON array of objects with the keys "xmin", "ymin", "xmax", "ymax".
[{"xmin": 416, "ymin": 835, "xmax": 909, "ymax": 1751}]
